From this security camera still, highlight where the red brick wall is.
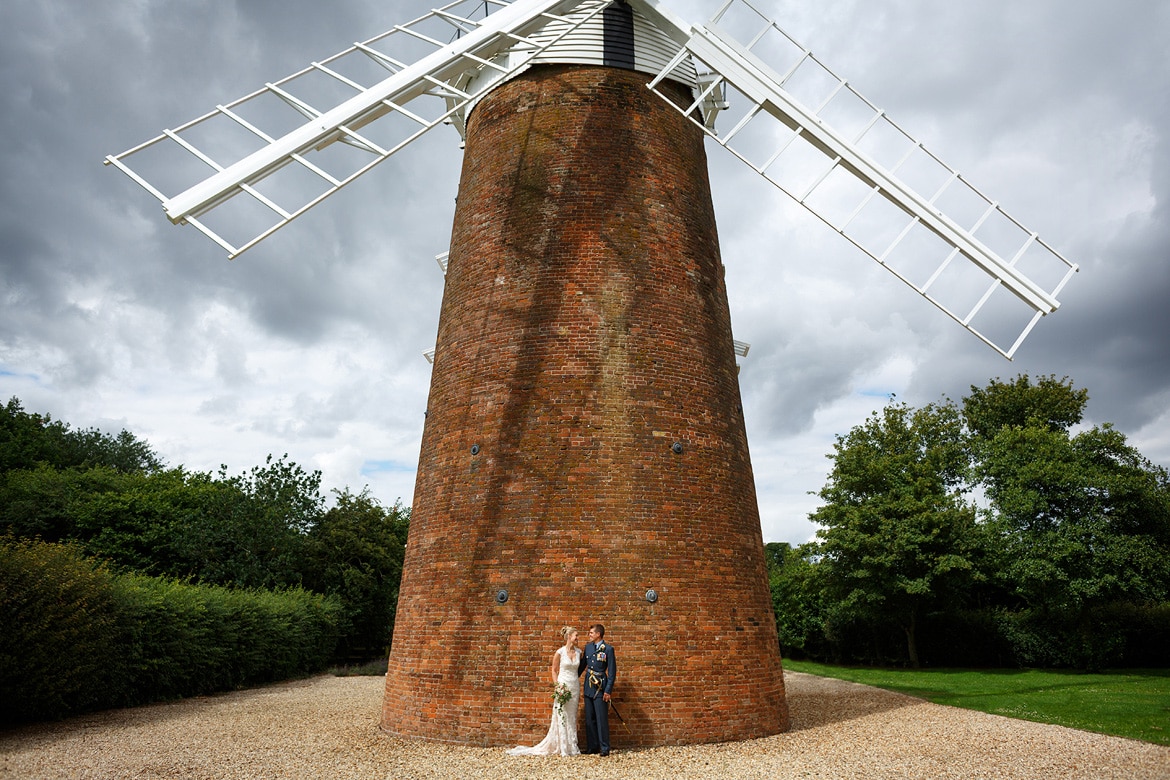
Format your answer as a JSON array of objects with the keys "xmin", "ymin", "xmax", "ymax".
[{"xmin": 382, "ymin": 64, "xmax": 789, "ymax": 747}]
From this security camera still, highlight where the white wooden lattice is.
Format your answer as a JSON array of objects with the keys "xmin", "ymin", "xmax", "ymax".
[
  {"xmin": 105, "ymin": 0, "xmax": 602, "ymax": 258},
  {"xmin": 640, "ymin": 0, "xmax": 1077, "ymax": 358},
  {"xmin": 106, "ymin": 0, "xmax": 1078, "ymax": 359}
]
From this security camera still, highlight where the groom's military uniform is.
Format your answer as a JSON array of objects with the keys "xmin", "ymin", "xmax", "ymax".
[{"xmin": 578, "ymin": 638, "xmax": 616, "ymax": 755}]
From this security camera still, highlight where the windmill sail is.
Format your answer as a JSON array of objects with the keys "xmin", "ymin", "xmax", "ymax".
[
  {"xmin": 107, "ymin": 0, "xmax": 1076, "ymax": 357},
  {"xmin": 104, "ymin": 0, "xmax": 605, "ymax": 258},
  {"xmin": 637, "ymin": 0, "xmax": 1078, "ymax": 358}
]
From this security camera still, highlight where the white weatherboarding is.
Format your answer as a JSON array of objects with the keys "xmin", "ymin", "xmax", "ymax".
[{"xmin": 106, "ymin": 0, "xmax": 1077, "ymax": 359}]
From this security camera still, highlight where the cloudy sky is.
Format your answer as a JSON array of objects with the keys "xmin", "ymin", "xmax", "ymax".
[{"xmin": 3, "ymin": 0, "xmax": 1167, "ymax": 544}]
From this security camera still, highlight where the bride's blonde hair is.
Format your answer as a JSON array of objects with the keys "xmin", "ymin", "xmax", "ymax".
[{"xmin": 559, "ymin": 626, "xmax": 577, "ymax": 641}]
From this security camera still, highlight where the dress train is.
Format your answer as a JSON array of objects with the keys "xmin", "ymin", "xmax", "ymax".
[{"xmin": 506, "ymin": 647, "xmax": 580, "ymax": 757}]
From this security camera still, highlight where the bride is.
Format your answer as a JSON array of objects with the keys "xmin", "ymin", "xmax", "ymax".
[{"xmin": 506, "ymin": 626, "xmax": 581, "ymax": 756}]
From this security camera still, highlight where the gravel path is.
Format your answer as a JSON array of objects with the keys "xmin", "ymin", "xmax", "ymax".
[{"xmin": 2, "ymin": 671, "xmax": 1167, "ymax": 779}]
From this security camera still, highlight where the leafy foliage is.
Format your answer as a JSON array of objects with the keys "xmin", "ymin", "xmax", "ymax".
[
  {"xmin": 0, "ymin": 399, "xmax": 419, "ymax": 724},
  {"xmin": 176, "ymin": 456, "xmax": 325, "ymax": 590},
  {"xmin": 973, "ymin": 413, "xmax": 1170, "ymax": 665},
  {"xmin": 302, "ymin": 490, "xmax": 410, "ymax": 658},
  {"xmin": 0, "ymin": 458, "xmax": 323, "ymax": 589},
  {"xmin": 810, "ymin": 400, "xmax": 983, "ymax": 666},
  {"xmin": 962, "ymin": 374, "xmax": 1087, "ymax": 440},
  {"xmin": 1, "ymin": 398, "xmax": 410, "ymax": 675},
  {"xmin": 765, "ymin": 542, "xmax": 826, "ymax": 658},
  {"xmin": 111, "ymin": 573, "xmax": 341, "ymax": 700},
  {"xmin": 797, "ymin": 376, "xmax": 1170, "ymax": 669},
  {"xmin": 0, "ymin": 537, "xmax": 343, "ymax": 724},
  {"xmin": 0, "ymin": 537, "xmax": 123, "ymax": 721},
  {"xmin": 1, "ymin": 397, "xmax": 162, "ymax": 474}
]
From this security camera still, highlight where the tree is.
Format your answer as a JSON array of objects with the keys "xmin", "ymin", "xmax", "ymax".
[
  {"xmin": 810, "ymin": 400, "xmax": 983, "ymax": 666},
  {"xmin": 962, "ymin": 374, "xmax": 1087, "ymax": 441},
  {"xmin": 301, "ymin": 490, "xmax": 409, "ymax": 659},
  {"xmin": 765, "ymin": 541, "xmax": 826, "ymax": 659},
  {"xmin": 68, "ymin": 468, "xmax": 193, "ymax": 575},
  {"xmin": 797, "ymin": 375, "xmax": 1170, "ymax": 668},
  {"xmin": 0, "ymin": 399, "xmax": 412, "ymax": 662},
  {"xmin": 175, "ymin": 456, "xmax": 324, "ymax": 590},
  {"xmin": 0, "ymin": 458, "xmax": 310, "ymax": 588},
  {"xmin": 975, "ymin": 420, "xmax": 1170, "ymax": 666},
  {"xmin": 1, "ymin": 397, "xmax": 162, "ymax": 474},
  {"xmin": 962, "ymin": 374, "xmax": 1170, "ymax": 667},
  {"xmin": 0, "ymin": 464, "xmax": 124, "ymax": 542}
]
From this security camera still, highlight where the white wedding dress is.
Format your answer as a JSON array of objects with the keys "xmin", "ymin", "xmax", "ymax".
[{"xmin": 506, "ymin": 647, "xmax": 581, "ymax": 756}]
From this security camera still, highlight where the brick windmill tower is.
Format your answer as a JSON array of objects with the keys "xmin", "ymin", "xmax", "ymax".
[{"xmin": 107, "ymin": 0, "xmax": 1077, "ymax": 748}]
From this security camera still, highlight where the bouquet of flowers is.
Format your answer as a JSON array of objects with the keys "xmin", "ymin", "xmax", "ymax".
[{"xmin": 552, "ymin": 682, "xmax": 573, "ymax": 725}]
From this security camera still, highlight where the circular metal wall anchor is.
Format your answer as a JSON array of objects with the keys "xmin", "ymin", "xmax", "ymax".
[
  {"xmin": 645, "ymin": 589, "xmax": 659, "ymax": 603},
  {"xmin": 470, "ymin": 444, "xmax": 480, "ymax": 456},
  {"xmin": 495, "ymin": 589, "xmax": 508, "ymax": 604},
  {"xmin": 671, "ymin": 441, "xmax": 683, "ymax": 454}
]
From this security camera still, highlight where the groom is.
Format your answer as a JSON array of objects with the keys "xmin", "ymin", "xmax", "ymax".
[{"xmin": 578, "ymin": 623, "xmax": 616, "ymax": 756}]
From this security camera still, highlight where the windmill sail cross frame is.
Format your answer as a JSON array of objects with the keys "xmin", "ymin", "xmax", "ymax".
[
  {"xmin": 106, "ymin": 0, "xmax": 1077, "ymax": 358},
  {"xmin": 162, "ymin": 0, "xmax": 580, "ymax": 222},
  {"xmin": 104, "ymin": 0, "xmax": 600, "ymax": 256},
  {"xmin": 638, "ymin": 0, "xmax": 1078, "ymax": 358},
  {"xmin": 689, "ymin": 26, "xmax": 1057, "ymax": 312}
]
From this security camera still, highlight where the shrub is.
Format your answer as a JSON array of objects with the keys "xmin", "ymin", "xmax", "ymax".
[
  {"xmin": 995, "ymin": 608, "xmax": 1125, "ymax": 670},
  {"xmin": 0, "ymin": 537, "xmax": 343, "ymax": 724},
  {"xmin": 1085, "ymin": 601, "xmax": 1170, "ymax": 668},
  {"xmin": 0, "ymin": 537, "xmax": 125, "ymax": 722},
  {"xmin": 111, "ymin": 576, "xmax": 341, "ymax": 701},
  {"xmin": 917, "ymin": 609, "xmax": 1015, "ymax": 667}
]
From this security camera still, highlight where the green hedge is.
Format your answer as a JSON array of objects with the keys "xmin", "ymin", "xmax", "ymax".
[
  {"xmin": 802, "ymin": 603, "xmax": 1170, "ymax": 669},
  {"xmin": 996, "ymin": 602, "xmax": 1170, "ymax": 670},
  {"xmin": 0, "ymin": 537, "xmax": 124, "ymax": 720},
  {"xmin": 1108, "ymin": 601, "xmax": 1170, "ymax": 667},
  {"xmin": 0, "ymin": 537, "xmax": 342, "ymax": 724}
]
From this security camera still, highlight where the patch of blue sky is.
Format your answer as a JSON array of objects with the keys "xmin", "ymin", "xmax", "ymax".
[
  {"xmin": 857, "ymin": 388, "xmax": 895, "ymax": 399},
  {"xmin": 0, "ymin": 366, "xmax": 42, "ymax": 383},
  {"xmin": 361, "ymin": 459, "xmax": 416, "ymax": 476}
]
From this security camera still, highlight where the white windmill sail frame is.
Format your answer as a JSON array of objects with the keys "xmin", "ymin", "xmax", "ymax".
[
  {"xmin": 105, "ymin": 0, "xmax": 612, "ymax": 257},
  {"xmin": 640, "ymin": 0, "xmax": 1078, "ymax": 358},
  {"xmin": 105, "ymin": 0, "xmax": 1078, "ymax": 359}
]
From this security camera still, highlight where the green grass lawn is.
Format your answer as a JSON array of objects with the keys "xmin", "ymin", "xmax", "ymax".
[{"xmin": 783, "ymin": 659, "xmax": 1170, "ymax": 746}]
